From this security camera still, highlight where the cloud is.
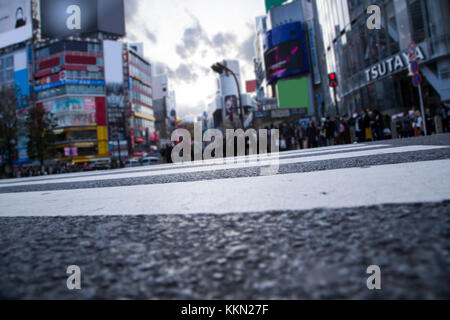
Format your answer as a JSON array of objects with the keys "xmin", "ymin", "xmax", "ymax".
[
  {"xmin": 169, "ymin": 64, "xmax": 199, "ymax": 83},
  {"xmin": 123, "ymin": 0, "xmax": 157, "ymax": 44},
  {"xmin": 124, "ymin": 0, "xmax": 140, "ymax": 26},
  {"xmin": 144, "ymin": 27, "xmax": 158, "ymax": 44},
  {"xmin": 210, "ymin": 32, "xmax": 238, "ymax": 57},
  {"xmin": 238, "ymin": 33, "xmax": 255, "ymax": 64},
  {"xmin": 177, "ymin": 102, "xmax": 207, "ymax": 120},
  {"xmin": 175, "ymin": 11, "xmax": 211, "ymax": 59},
  {"xmin": 153, "ymin": 61, "xmax": 205, "ymax": 84}
]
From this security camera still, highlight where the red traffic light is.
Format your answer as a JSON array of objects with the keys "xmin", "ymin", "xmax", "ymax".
[{"xmin": 328, "ymin": 73, "xmax": 338, "ymax": 87}]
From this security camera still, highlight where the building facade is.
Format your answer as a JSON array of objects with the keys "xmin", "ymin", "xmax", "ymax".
[
  {"xmin": 33, "ymin": 38, "xmax": 109, "ymax": 163},
  {"xmin": 316, "ymin": 0, "xmax": 450, "ymax": 116},
  {"xmin": 126, "ymin": 44, "xmax": 156, "ymax": 157},
  {"xmin": 153, "ymin": 74, "xmax": 177, "ymax": 141}
]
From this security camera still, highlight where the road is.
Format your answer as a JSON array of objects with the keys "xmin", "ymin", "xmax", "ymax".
[{"xmin": 0, "ymin": 134, "xmax": 449, "ymax": 299}]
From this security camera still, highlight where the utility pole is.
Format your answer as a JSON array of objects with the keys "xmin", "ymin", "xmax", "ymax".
[{"xmin": 211, "ymin": 62, "xmax": 245, "ymax": 129}]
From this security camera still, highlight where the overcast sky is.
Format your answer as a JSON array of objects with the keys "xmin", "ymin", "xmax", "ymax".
[{"xmin": 124, "ymin": 0, "xmax": 266, "ymax": 119}]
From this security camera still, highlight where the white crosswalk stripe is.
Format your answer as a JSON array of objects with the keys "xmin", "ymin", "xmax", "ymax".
[
  {"xmin": 0, "ymin": 142, "xmax": 449, "ymax": 217},
  {"xmin": 0, "ymin": 144, "xmax": 445, "ymax": 188},
  {"xmin": 0, "ymin": 159, "xmax": 449, "ymax": 217}
]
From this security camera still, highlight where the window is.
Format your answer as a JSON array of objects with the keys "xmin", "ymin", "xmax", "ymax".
[{"xmin": 5, "ymin": 56, "xmax": 13, "ymax": 68}]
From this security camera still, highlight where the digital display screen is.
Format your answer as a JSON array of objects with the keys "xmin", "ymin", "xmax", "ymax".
[{"xmin": 264, "ymin": 38, "xmax": 309, "ymax": 83}]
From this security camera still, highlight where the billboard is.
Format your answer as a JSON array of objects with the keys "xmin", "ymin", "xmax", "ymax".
[
  {"xmin": 276, "ymin": 77, "xmax": 309, "ymax": 112},
  {"xmin": 14, "ymin": 48, "xmax": 30, "ymax": 109},
  {"xmin": 0, "ymin": 0, "xmax": 32, "ymax": 49},
  {"xmin": 264, "ymin": 22, "xmax": 310, "ymax": 84},
  {"xmin": 40, "ymin": 0, "xmax": 125, "ymax": 38},
  {"xmin": 104, "ymin": 40, "xmax": 124, "ymax": 108},
  {"xmin": 43, "ymin": 97, "xmax": 97, "ymax": 127},
  {"xmin": 224, "ymin": 95, "xmax": 237, "ymax": 115}
]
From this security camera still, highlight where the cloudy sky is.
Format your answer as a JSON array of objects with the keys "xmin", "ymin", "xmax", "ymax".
[{"xmin": 124, "ymin": 0, "xmax": 266, "ymax": 119}]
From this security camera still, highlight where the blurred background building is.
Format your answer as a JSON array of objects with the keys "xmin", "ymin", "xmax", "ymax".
[
  {"xmin": 0, "ymin": 0, "xmax": 164, "ymax": 166},
  {"xmin": 315, "ymin": 0, "xmax": 450, "ymax": 116},
  {"xmin": 152, "ymin": 74, "xmax": 177, "ymax": 142}
]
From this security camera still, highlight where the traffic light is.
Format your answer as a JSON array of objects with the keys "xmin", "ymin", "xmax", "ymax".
[{"xmin": 329, "ymin": 72, "xmax": 338, "ymax": 87}]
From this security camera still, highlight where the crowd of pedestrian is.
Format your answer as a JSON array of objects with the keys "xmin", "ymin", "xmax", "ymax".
[{"xmin": 276, "ymin": 103, "xmax": 449, "ymax": 151}]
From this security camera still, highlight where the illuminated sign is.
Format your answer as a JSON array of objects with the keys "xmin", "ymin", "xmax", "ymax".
[
  {"xmin": 265, "ymin": 39, "xmax": 309, "ymax": 83},
  {"xmin": 264, "ymin": 22, "xmax": 310, "ymax": 84},
  {"xmin": 365, "ymin": 46, "xmax": 426, "ymax": 82},
  {"xmin": 34, "ymin": 79, "xmax": 105, "ymax": 92}
]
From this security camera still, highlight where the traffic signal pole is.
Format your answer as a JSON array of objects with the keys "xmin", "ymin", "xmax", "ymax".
[
  {"xmin": 333, "ymin": 86, "xmax": 339, "ymax": 117},
  {"xmin": 328, "ymin": 73, "xmax": 339, "ymax": 117}
]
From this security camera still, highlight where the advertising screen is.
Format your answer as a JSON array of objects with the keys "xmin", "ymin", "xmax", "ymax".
[
  {"xmin": 0, "ymin": 0, "xmax": 32, "ymax": 49},
  {"xmin": 264, "ymin": 38, "xmax": 309, "ymax": 83},
  {"xmin": 104, "ymin": 40, "xmax": 125, "ymax": 109},
  {"xmin": 43, "ymin": 97, "xmax": 97, "ymax": 127},
  {"xmin": 40, "ymin": 0, "xmax": 125, "ymax": 38},
  {"xmin": 224, "ymin": 95, "xmax": 237, "ymax": 115},
  {"xmin": 264, "ymin": 22, "xmax": 310, "ymax": 83}
]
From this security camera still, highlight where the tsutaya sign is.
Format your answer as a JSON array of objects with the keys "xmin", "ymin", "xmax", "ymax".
[{"xmin": 365, "ymin": 46, "xmax": 426, "ymax": 82}]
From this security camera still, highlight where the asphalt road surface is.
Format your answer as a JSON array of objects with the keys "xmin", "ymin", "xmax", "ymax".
[{"xmin": 0, "ymin": 134, "xmax": 449, "ymax": 299}]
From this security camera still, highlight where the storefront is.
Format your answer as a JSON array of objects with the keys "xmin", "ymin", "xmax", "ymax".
[{"xmin": 317, "ymin": 0, "xmax": 450, "ymax": 117}]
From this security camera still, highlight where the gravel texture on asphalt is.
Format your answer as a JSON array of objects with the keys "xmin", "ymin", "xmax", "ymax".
[
  {"xmin": 0, "ymin": 202, "xmax": 449, "ymax": 300},
  {"xmin": 1, "ymin": 134, "xmax": 449, "ymax": 194}
]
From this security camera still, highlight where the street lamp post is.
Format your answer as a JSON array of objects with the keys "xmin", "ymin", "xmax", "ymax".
[{"xmin": 211, "ymin": 62, "xmax": 244, "ymax": 129}]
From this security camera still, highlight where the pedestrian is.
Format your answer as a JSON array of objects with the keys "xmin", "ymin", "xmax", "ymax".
[
  {"xmin": 297, "ymin": 122, "xmax": 305, "ymax": 150},
  {"xmin": 424, "ymin": 108, "xmax": 434, "ymax": 135},
  {"xmin": 413, "ymin": 111, "xmax": 423, "ymax": 137},
  {"xmin": 436, "ymin": 103, "xmax": 449, "ymax": 133},
  {"xmin": 349, "ymin": 111, "xmax": 357, "ymax": 143},
  {"xmin": 401, "ymin": 112, "xmax": 413, "ymax": 138},
  {"xmin": 281, "ymin": 122, "xmax": 294, "ymax": 151},
  {"xmin": 306, "ymin": 120, "xmax": 317, "ymax": 149},
  {"xmin": 363, "ymin": 109, "xmax": 373, "ymax": 141},
  {"xmin": 325, "ymin": 117, "xmax": 335, "ymax": 146}
]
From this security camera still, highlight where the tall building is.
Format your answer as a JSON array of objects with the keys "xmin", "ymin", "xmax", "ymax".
[
  {"xmin": 126, "ymin": 44, "xmax": 156, "ymax": 157},
  {"xmin": 1, "ymin": 0, "xmax": 163, "ymax": 166},
  {"xmin": 153, "ymin": 74, "xmax": 177, "ymax": 141},
  {"xmin": 33, "ymin": 38, "xmax": 109, "ymax": 163},
  {"xmin": 0, "ymin": 0, "xmax": 36, "ymax": 165},
  {"xmin": 251, "ymin": 0, "xmax": 326, "ymax": 128},
  {"xmin": 316, "ymin": 0, "xmax": 450, "ymax": 116}
]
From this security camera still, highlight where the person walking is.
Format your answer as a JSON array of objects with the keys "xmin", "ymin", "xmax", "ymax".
[
  {"xmin": 424, "ymin": 108, "xmax": 434, "ymax": 135},
  {"xmin": 363, "ymin": 109, "xmax": 373, "ymax": 141},
  {"xmin": 306, "ymin": 121, "xmax": 317, "ymax": 149},
  {"xmin": 325, "ymin": 117, "xmax": 335, "ymax": 146},
  {"xmin": 436, "ymin": 103, "xmax": 449, "ymax": 133},
  {"xmin": 413, "ymin": 111, "xmax": 423, "ymax": 137},
  {"xmin": 401, "ymin": 112, "xmax": 413, "ymax": 138}
]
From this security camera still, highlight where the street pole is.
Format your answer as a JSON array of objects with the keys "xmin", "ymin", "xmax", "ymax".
[
  {"xmin": 227, "ymin": 68, "xmax": 244, "ymax": 129},
  {"xmin": 418, "ymin": 84, "xmax": 427, "ymax": 136},
  {"xmin": 333, "ymin": 86, "xmax": 339, "ymax": 117}
]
